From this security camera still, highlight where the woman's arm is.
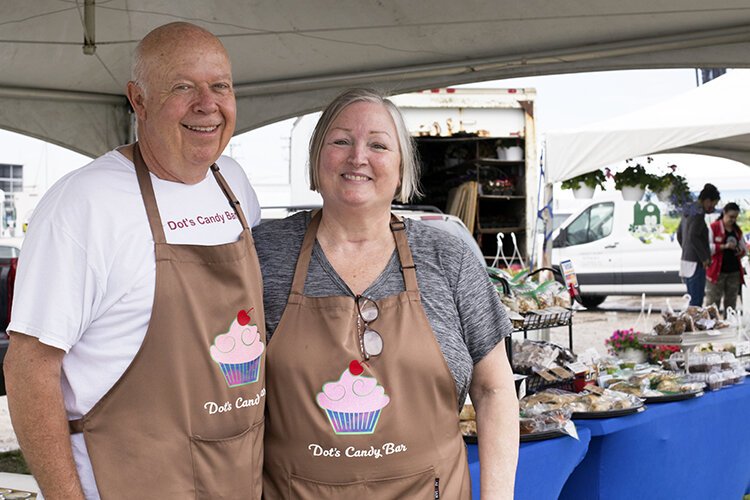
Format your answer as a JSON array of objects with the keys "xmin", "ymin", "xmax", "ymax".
[
  {"xmin": 737, "ymin": 229, "xmax": 747, "ymax": 258},
  {"xmin": 708, "ymin": 222, "xmax": 721, "ymax": 255},
  {"xmin": 469, "ymin": 341, "xmax": 519, "ymax": 500}
]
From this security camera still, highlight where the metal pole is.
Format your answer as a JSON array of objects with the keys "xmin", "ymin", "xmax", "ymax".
[{"xmin": 83, "ymin": 0, "xmax": 96, "ymax": 55}]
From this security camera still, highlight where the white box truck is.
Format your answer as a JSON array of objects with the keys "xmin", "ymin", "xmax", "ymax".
[{"xmin": 391, "ymin": 88, "xmax": 538, "ymax": 265}]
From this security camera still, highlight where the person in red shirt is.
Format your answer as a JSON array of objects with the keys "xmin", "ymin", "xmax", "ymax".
[{"xmin": 706, "ymin": 202, "xmax": 747, "ymax": 312}]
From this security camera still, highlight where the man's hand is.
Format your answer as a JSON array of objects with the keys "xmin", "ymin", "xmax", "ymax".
[
  {"xmin": 702, "ymin": 259, "xmax": 711, "ymax": 269},
  {"xmin": 4, "ymin": 333, "xmax": 85, "ymax": 499}
]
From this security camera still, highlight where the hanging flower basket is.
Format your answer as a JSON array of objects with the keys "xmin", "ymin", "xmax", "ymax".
[
  {"xmin": 561, "ymin": 170, "xmax": 606, "ymax": 199},
  {"xmin": 572, "ymin": 184, "xmax": 595, "ymax": 199},
  {"xmin": 614, "ymin": 162, "xmax": 657, "ymax": 201},
  {"xmin": 656, "ymin": 185, "xmax": 673, "ymax": 202},
  {"xmin": 621, "ymin": 185, "xmax": 645, "ymax": 201}
]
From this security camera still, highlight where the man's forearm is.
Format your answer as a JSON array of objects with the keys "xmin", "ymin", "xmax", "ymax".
[{"xmin": 5, "ymin": 334, "xmax": 85, "ymax": 499}]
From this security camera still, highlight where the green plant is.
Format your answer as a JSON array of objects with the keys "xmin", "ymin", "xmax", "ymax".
[
  {"xmin": 664, "ymin": 173, "xmax": 692, "ymax": 206},
  {"xmin": 604, "ymin": 328, "xmax": 648, "ymax": 354},
  {"xmin": 0, "ymin": 449, "xmax": 30, "ymax": 474},
  {"xmin": 613, "ymin": 160, "xmax": 659, "ymax": 190},
  {"xmin": 494, "ymin": 137, "xmax": 521, "ymax": 149},
  {"xmin": 561, "ymin": 170, "xmax": 607, "ymax": 191}
]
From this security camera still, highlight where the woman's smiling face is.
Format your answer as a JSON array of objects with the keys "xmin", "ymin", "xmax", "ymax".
[{"xmin": 317, "ymin": 101, "xmax": 402, "ymax": 212}]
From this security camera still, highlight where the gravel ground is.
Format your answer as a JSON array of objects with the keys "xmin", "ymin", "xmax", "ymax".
[
  {"xmin": 0, "ymin": 295, "xmax": 733, "ymax": 455},
  {"xmin": 0, "ymin": 397, "xmax": 16, "ymax": 453}
]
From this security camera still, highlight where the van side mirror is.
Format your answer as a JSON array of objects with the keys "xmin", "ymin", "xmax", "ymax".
[{"xmin": 552, "ymin": 229, "xmax": 567, "ymax": 248}]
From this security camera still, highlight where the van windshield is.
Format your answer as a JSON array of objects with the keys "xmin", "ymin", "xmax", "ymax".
[{"xmin": 566, "ymin": 202, "xmax": 615, "ymax": 246}]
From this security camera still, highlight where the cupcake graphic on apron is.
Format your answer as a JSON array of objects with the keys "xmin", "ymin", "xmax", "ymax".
[
  {"xmin": 316, "ymin": 360, "xmax": 390, "ymax": 435},
  {"xmin": 210, "ymin": 309, "xmax": 265, "ymax": 387}
]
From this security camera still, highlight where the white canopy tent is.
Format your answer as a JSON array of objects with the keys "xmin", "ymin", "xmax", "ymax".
[
  {"xmin": 4, "ymin": 1, "xmax": 750, "ymax": 157},
  {"xmin": 545, "ymin": 69, "xmax": 750, "ymax": 183}
]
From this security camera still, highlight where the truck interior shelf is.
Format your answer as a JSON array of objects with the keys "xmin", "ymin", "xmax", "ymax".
[
  {"xmin": 478, "ymin": 195, "xmax": 525, "ymax": 200},
  {"xmin": 471, "ymin": 158, "xmax": 525, "ymax": 166},
  {"xmin": 477, "ymin": 226, "xmax": 526, "ymax": 234},
  {"xmin": 394, "ymin": 87, "xmax": 536, "ymax": 268}
]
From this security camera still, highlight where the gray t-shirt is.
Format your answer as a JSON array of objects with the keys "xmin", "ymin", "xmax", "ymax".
[{"xmin": 253, "ymin": 211, "xmax": 512, "ymax": 408}]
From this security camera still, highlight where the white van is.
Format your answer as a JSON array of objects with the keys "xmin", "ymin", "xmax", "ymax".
[{"xmin": 551, "ymin": 199, "xmax": 685, "ymax": 307}]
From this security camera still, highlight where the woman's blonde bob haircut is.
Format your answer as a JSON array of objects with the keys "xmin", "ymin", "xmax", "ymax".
[{"xmin": 308, "ymin": 88, "xmax": 422, "ymax": 203}]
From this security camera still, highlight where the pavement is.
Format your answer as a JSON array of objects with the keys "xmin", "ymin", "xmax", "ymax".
[{"xmin": 0, "ymin": 397, "xmax": 16, "ymax": 452}]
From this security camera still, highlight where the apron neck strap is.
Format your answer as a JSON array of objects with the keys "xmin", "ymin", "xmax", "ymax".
[
  {"xmin": 389, "ymin": 214, "xmax": 418, "ymax": 292},
  {"xmin": 210, "ymin": 164, "xmax": 251, "ymax": 231},
  {"xmin": 289, "ymin": 209, "xmax": 321, "ymax": 295},
  {"xmin": 289, "ymin": 210, "xmax": 419, "ymax": 296},
  {"xmin": 134, "ymin": 143, "xmax": 167, "ymax": 244},
  {"xmin": 133, "ymin": 143, "xmax": 250, "ymax": 245}
]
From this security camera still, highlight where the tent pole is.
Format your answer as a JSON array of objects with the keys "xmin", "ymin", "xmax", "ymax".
[
  {"xmin": 542, "ymin": 182, "xmax": 554, "ymax": 269},
  {"xmin": 83, "ymin": 0, "xmax": 96, "ymax": 55}
]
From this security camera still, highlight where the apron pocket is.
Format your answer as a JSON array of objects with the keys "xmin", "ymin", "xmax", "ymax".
[
  {"xmin": 290, "ymin": 466, "xmax": 436, "ymax": 498},
  {"xmin": 190, "ymin": 419, "xmax": 264, "ymax": 499}
]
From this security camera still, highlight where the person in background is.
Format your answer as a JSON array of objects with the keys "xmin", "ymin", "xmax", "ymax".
[
  {"xmin": 677, "ymin": 183, "xmax": 721, "ymax": 306},
  {"xmin": 255, "ymin": 88, "xmax": 518, "ymax": 499},
  {"xmin": 706, "ymin": 202, "xmax": 746, "ymax": 312},
  {"xmin": 4, "ymin": 23, "xmax": 266, "ymax": 499}
]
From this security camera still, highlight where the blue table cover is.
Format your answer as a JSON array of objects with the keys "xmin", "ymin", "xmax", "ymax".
[
  {"xmin": 560, "ymin": 379, "xmax": 750, "ymax": 500},
  {"xmin": 467, "ymin": 427, "xmax": 591, "ymax": 499}
]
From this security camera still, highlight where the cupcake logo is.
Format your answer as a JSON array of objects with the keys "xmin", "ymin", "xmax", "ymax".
[
  {"xmin": 209, "ymin": 309, "xmax": 264, "ymax": 388},
  {"xmin": 316, "ymin": 360, "xmax": 390, "ymax": 435}
]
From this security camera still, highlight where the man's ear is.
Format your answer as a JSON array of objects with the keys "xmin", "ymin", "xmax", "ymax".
[{"xmin": 127, "ymin": 81, "xmax": 147, "ymax": 121}]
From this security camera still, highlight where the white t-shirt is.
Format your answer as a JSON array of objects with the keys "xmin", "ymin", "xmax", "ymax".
[{"xmin": 8, "ymin": 149, "xmax": 260, "ymax": 499}]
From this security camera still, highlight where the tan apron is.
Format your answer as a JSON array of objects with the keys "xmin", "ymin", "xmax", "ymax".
[
  {"xmin": 264, "ymin": 211, "xmax": 470, "ymax": 499},
  {"xmin": 68, "ymin": 144, "xmax": 266, "ymax": 499}
]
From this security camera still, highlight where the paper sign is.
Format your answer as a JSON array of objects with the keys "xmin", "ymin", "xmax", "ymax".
[
  {"xmin": 735, "ymin": 341, "xmax": 750, "ymax": 357},
  {"xmin": 586, "ymin": 385, "xmax": 605, "ymax": 395},
  {"xmin": 560, "ymin": 259, "xmax": 579, "ymax": 288},
  {"xmin": 551, "ymin": 366, "xmax": 575, "ymax": 379},
  {"xmin": 565, "ymin": 362, "xmax": 589, "ymax": 374},
  {"xmin": 536, "ymin": 369, "xmax": 557, "ymax": 382},
  {"xmin": 563, "ymin": 420, "xmax": 579, "ymax": 440}
]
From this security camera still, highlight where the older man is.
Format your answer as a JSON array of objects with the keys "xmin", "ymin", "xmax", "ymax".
[{"xmin": 4, "ymin": 23, "xmax": 266, "ymax": 499}]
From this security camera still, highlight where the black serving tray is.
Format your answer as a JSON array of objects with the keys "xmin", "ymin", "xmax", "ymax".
[
  {"xmin": 642, "ymin": 390, "xmax": 704, "ymax": 404},
  {"xmin": 572, "ymin": 404, "xmax": 646, "ymax": 419}
]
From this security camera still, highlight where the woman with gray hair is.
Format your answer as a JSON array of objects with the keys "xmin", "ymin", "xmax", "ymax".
[{"xmin": 254, "ymin": 88, "xmax": 518, "ymax": 499}]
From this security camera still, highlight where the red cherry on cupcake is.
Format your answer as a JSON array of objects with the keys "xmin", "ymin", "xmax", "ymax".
[
  {"xmin": 237, "ymin": 310, "xmax": 251, "ymax": 326},
  {"xmin": 349, "ymin": 360, "xmax": 364, "ymax": 376}
]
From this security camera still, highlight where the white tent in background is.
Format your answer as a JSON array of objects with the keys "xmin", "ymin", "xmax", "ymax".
[
  {"xmin": 545, "ymin": 69, "xmax": 750, "ymax": 184},
  {"xmin": 5, "ymin": 2, "xmax": 750, "ymax": 157}
]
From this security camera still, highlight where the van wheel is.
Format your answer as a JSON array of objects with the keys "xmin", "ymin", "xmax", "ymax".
[{"xmin": 580, "ymin": 295, "xmax": 606, "ymax": 309}]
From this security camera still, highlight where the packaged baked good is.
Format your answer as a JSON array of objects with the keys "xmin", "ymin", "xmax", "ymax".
[
  {"xmin": 460, "ymin": 419, "xmax": 477, "ymax": 436},
  {"xmin": 459, "ymin": 404, "xmax": 476, "ymax": 421}
]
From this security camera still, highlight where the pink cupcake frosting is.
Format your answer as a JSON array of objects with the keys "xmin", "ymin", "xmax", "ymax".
[
  {"xmin": 317, "ymin": 368, "xmax": 390, "ymax": 413},
  {"xmin": 210, "ymin": 316, "xmax": 264, "ymax": 365}
]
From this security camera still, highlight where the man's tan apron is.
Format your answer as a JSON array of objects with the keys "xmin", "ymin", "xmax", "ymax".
[
  {"xmin": 264, "ymin": 211, "xmax": 470, "ymax": 499},
  {"xmin": 68, "ymin": 144, "xmax": 266, "ymax": 499}
]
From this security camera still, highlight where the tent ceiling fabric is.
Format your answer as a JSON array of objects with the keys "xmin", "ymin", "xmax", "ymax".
[
  {"xmin": 4, "ymin": 1, "xmax": 750, "ymax": 157},
  {"xmin": 544, "ymin": 69, "xmax": 750, "ymax": 183}
]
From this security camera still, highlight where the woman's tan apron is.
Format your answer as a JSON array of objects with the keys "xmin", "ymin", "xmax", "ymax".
[
  {"xmin": 68, "ymin": 144, "xmax": 266, "ymax": 499},
  {"xmin": 264, "ymin": 211, "xmax": 470, "ymax": 499}
]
